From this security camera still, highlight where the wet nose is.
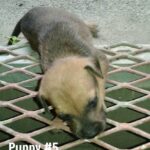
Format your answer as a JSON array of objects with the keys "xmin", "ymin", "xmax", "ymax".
[{"xmin": 80, "ymin": 121, "xmax": 105, "ymax": 139}]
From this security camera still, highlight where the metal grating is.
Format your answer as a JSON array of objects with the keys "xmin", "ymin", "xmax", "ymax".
[{"xmin": 0, "ymin": 42, "xmax": 150, "ymax": 150}]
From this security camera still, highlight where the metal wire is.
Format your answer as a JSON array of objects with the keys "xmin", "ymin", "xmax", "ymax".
[{"xmin": 0, "ymin": 42, "xmax": 150, "ymax": 150}]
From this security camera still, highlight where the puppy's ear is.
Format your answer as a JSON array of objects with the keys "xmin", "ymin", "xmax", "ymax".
[
  {"xmin": 84, "ymin": 64, "xmax": 103, "ymax": 79},
  {"xmin": 85, "ymin": 50, "xmax": 109, "ymax": 79}
]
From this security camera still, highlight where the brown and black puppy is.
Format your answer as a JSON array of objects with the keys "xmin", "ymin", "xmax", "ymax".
[{"xmin": 8, "ymin": 7, "xmax": 109, "ymax": 139}]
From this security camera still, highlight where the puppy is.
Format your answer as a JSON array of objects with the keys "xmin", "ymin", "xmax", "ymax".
[{"xmin": 8, "ymin": 7, "xmax": 109, "ymax": 139}]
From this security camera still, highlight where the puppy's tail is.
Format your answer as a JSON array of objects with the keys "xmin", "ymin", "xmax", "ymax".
[
  {"xmin": 7, "ymin": 19, "xmax": 21, "ymax": 45},
  {"xmin": 85, "ymin": 21, "xmax": 99, "ymax": 38}
]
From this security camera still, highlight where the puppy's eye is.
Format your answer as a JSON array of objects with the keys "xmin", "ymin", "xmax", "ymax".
[
  {"xmin": 58, "ymin": 113, "xmax": 72, "ymax": 121},
  {"xmin": 87, "ymin": 96, "xmax": 98, "ymax": 110}
]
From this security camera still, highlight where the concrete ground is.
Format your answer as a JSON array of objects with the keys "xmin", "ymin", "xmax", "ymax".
[{"xmin": 0, "ymin": 0, "xmax": 150, "ymax": 45}]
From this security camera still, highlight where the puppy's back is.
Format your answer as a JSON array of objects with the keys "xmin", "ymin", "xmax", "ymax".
[
  {"xmin": 19, "ymin": 7, "xmax": 94, "ymax": 70},
  {"xmin": 21, "ymin": 7, "xmax": 92, "ymax": 50}
]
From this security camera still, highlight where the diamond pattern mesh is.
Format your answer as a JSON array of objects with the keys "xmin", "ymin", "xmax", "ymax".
[{"xmin": 0, "ymin": 42, "xmax": 150, "ymax": 150}]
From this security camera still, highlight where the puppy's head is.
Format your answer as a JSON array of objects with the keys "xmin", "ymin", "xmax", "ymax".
[{"xmin": 39, "ymin": 55, "xmax": 108, "ymax": 139}]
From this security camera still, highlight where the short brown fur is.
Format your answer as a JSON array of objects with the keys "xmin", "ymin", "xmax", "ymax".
[{"xmin": 8, "ymin": 7, "xmax": 109, "ymax": 139}]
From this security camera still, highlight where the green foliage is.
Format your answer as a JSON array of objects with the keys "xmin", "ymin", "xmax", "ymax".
[{"xmin": 9, "ymin": 36, "xmax": 20, "ymax": 45}]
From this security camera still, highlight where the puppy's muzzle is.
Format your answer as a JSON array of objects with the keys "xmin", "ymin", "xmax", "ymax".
[
  {"xmin": 78, "ymin": 121, "xmax": 105, "ymax": 139},
  {"xmin": 59, "ymin": 109, "xmax": 106, "ymax": 139},
  {"xmin": 67, "ymin": 115, "xmax": 106, "ymax": 139}
]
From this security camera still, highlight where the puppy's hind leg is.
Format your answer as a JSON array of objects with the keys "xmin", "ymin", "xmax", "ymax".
[{"xmin": 85, "ymin": 21, "xmax": 99, "ymax": 38}]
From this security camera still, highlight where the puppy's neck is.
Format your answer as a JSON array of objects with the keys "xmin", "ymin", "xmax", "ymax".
[{"xmin": 50, "ymin": 56, "xmax": 91, "ymax": 69}]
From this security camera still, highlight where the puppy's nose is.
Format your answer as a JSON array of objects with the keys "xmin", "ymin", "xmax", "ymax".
[{"xmin": 80, "ymin": 122, "xmax": 105, "ymax": 139}]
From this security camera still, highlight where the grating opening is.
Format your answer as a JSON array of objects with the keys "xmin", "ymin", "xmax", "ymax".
[
  {"xmin": 0, "ymin": 71, "xmax": 34, "ymax": 83},
  {"xmin": 104, "ymin": 123, "xmax": 114, "ymax": 131},
  {"xmin": 0, "ymin": 88, "xmax": 27, "ymax": 101},
  {"xmin": 8, "ymin": 64, "xmax": 29, "ymax": 68},
  {"xmin": 135, "ymin": 98, "xmax": 150, "ymax": 111},
  {"xmin": 106, "ymin": 88, "xmax": 146, "ymax": 101},
  {"xmin": 19, "ymin": 79, "xmax": 39, "ymax": 90},
  {"xmin": 0, "ymin": 65, "xmax": 11, "ymax": 73},
  {"xmin": 110, "ymin": 46, "xmax": 137, "ymax": 52},
  {"xmin": 5, "ymin": 117, "xmax": 48, "ymax": 133},
  {"xmin": 133, "ymin": 79, "xmax": 150, "ymax": 91},
  {"xmin": 136, "ymin": 121, "xmax": 150, "ymax": 133},
  {"xmin": 107, "ymin": 108, "xmax": 147, "ymax": 123},
  {"xmin": 106, "ymin": 82, "xmax": 116, "ymax": 89},
  {"xmin": 135, "ymin": 52, "xmax": 150, "ymax": 61},
  {"xmin": 101, "ymin": 131, "xmax": 149, "ymax": 149},
  {"xmin": 33, "ymin": 130, "xmax": 77, "ymax": 146},
  {"xmin": 109, "ymin": 71, "xmax": 144, "ymax": 82},
  {"xmin": 132, "ymin": 63, "xmax": 150, "ymax": 74},
  {"xmin": 14, "ymin": 98, "xmax": 41, "ymax": 111},
  {"xmin": 39, "ymin": 111, "xmax": 55, "ymax": 120},
  {"xmin": 105, "ymin": 101, "xmax": 115, "ymax": 108},
  {"xmin": 111, "ymin": 58, "xmax": 137, "ymax": 67},
  {"xmin": 0, "ymin": 130, "xmax": 14, "ymax": 142},
  {"xmin": 0, "ymin": 107, "xmax": 21, "ymax": 121},
  {"xmin": 26, "ymin": 65, "xmax": 42, "ymax": 74}
]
